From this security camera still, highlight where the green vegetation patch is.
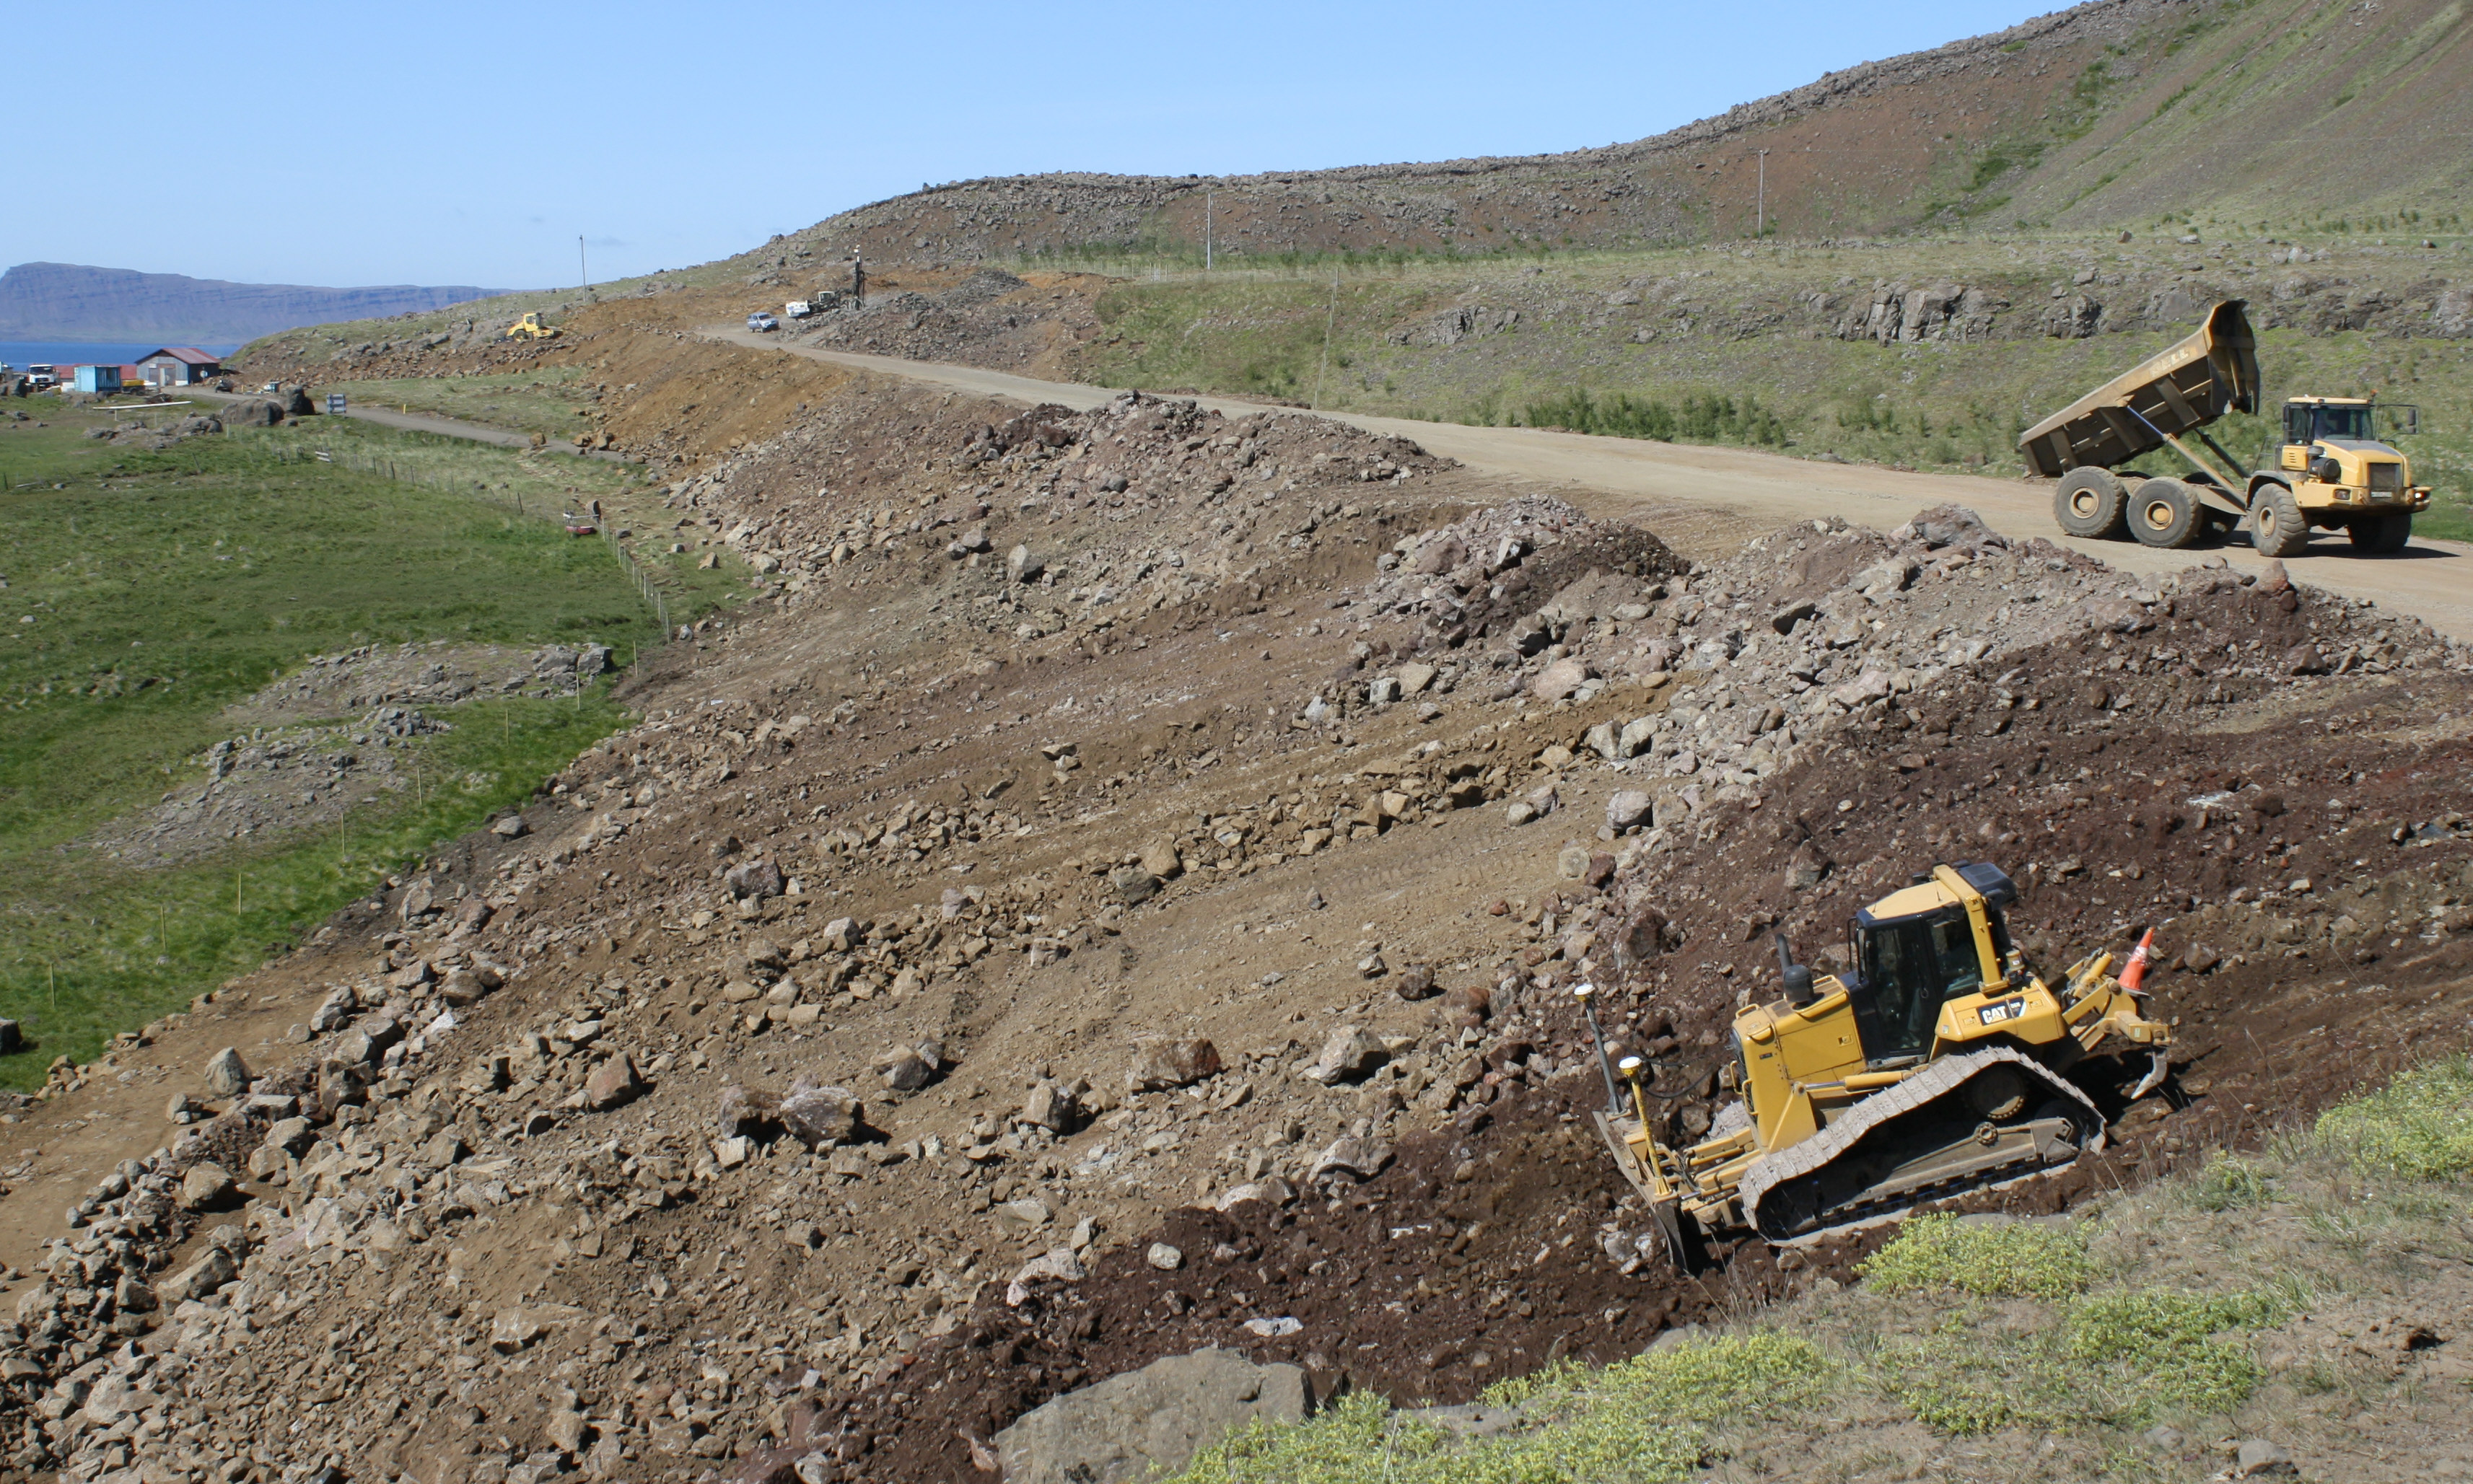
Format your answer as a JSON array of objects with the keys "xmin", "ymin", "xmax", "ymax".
[
  {"xmin": 0, "ymin": 414, "xmax": 717, "ymax": 1084},
  {"xmin": 2185, "ymin": 1152, "xmax": 2277, "ymax": 1211},
  {"xmin": 331, "ymin": 366, "xmax": 600, "ymax": 442},
  {"xmin": 2065, "ymin": 1288, "xmax": 2283, "ymax": 1419},
  {"xmin": 1168, "ymin": 1333, "xmax": 1831, "ymax": 1484},
  {"xmin": 1860, "ymin": 1212, "xmax": 2095, "ymax": 1299},
  {"xmin": 2314, "ymin": 1053, "xmax": 2473, "ymax": 1181},
  {"xmin": 1875, "ymin": 1286, "xmax": 2282, "ymax": 1435},
  {"xmin": 1523, "ymin": 388, "xmax": 1788, "ymax": 448}
]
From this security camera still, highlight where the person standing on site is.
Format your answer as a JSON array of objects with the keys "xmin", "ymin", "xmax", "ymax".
[{"xmin": 851, "ymin": 250, "xmax": 866, "ymax": 308}]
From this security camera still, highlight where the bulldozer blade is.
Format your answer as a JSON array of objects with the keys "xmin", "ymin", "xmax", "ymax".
[
  {"xmin": 2129, "ymin": 1049, "xmax": 2171, "ymax": 1102},
  {"xmin": 1647, "ymin": 1197, "xmax": 1695, "ymax": 1270}
]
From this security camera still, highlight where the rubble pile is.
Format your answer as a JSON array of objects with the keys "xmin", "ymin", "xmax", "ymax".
[
  {"xmin": 660, "ymin": 385, "xmax": 1450, "ymax": 644},
  {"xmin": 80, "ymin": 644, "xmax": 616, "ymax": 870}
]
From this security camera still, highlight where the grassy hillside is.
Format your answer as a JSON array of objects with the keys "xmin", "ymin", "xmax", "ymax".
[
  {"xmin": 0, "ymin": 403, "xmax": 740, "ymax": 1085},
  {"xmin": 737, "ymin": 0, "xmax": 2470, "ymax": 278}
]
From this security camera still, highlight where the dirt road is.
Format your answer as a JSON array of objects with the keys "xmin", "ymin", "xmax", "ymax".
[{"xmin": 710, "ymin": 325, "xmax": 2473, "ymax": 641}]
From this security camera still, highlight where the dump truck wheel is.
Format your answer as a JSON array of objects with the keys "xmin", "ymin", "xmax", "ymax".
[
  {"xmin": 2349, "ymin": 513, "xmax": 2411, "ymax": 554},
  {"xmin": 2128, "ymin": 478, "xmax": 2202, "ymax": 549},
  {"xmin": 2053, "ymin": 468, "xmax": 2128, "ymax": 539},
  {"xmin": 2250, "ymin": 482, "xmax": 2310, "ymax": 558}
]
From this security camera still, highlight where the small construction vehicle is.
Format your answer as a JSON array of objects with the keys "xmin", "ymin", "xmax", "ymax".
[
  {"xmin": 2020, "ymin": 299, "xmax": 2429, "ymax": 556},
  {"xmin": 504, "ymin": 312, "xmax": 560, "ymax": 341},
  {"xmin": 1596, "ymin": 862, "xmax": 2171, "ymax": 1260}
]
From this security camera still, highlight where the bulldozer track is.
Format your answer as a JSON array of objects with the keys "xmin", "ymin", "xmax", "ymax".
[{"xmin": 1738, "ymin": 1046, "xmax": 2106, "ymax": 1244}]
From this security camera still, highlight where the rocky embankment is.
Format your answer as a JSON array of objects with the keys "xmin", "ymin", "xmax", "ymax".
[{"xmin": 4, "ymin": 372, "xmax": 2472, "ymax": 1484}]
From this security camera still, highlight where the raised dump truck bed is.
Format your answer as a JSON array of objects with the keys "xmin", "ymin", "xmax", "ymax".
[
  {"xmin": 2016, "ymin": 299, "xmax": 2425, "ymax": 555},
  {"xmin": 2018, "ymin": 299, "xmax": 2259, "ymax": 480}
]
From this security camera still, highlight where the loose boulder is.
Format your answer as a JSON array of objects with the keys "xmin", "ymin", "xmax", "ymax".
[
  {"xmin": 1304, "ymin": 1026, "xmax": 1386, "ymax": 1085},
  {"xmin": 995, "ymin": 1348, "xmax": 1312, "ymax": 1484},
  {"xmin": 1126, "ymin": 1037, "xmax": 1221, "ymax": 1092},
  {"xmin": 203, "ymin": 1047, "xmax": 251, "ymax": 1097}
]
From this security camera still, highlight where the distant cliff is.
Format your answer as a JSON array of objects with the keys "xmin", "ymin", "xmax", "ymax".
[{"xmin": 0, "ymin": 262, "xmax": 509, "ymax": 343}]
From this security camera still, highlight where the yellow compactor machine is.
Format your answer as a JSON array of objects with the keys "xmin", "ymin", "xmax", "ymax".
[
  {"xmin": 2020, "ymin": 299, "xmax": 2428, "ymax": 556},
  {"xmin": 1598, "ymin": 862, "xmax": 2171, "ymax": 1259},
  {"xmin": 503, "ymin": 312, "xmax": 560, "ymax": 341}
]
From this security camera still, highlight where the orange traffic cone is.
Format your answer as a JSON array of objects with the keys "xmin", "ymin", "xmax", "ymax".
[{"xmin": 2118, "ymin": 928, "xmax": 2158, "ymax": 992}]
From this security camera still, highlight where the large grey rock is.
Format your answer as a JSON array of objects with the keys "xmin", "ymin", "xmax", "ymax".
[
  {"xmin": 1304, "ymin": 1026, "xmax": 1386, "ymax": 1085},
  {"xmin": 1126, "ymin": 1037, "xmax": 1220, "ymax": 1092},
  {"xmin": 780, "ymin": 1082, "xmax": 861, "ymax": 1147},
  {"xmin": 1606, "ymin": 789, "xmax": 1654, "ymax": 830},
  {"xmin": 1531, "ymin": 658, "xmax": 1589, "ymax": 701},
  {"xmin": 995, "ymin": 1348, "xmax": 1311, "ymax": 1484},
  {"xmin": 725, "ymin": 858, "xmax": 785, "ymax": 902},
  {"xmin": 202, "ymin": 1047, "xmax": 250, "ymax": 1097}
]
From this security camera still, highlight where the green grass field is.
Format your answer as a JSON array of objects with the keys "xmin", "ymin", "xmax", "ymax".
[
  {"xmin": 0, "ymin": 398, "xmax": 740, "ymax": 1086},
  {"xmin": 331, "ymin": 366, "xmax": 601, "ymax": 442}
]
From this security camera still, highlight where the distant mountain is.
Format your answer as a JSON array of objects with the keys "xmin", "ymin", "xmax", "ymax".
[{"xmin": 0, "ymin": 263, "xmax": 509, "ymax": 343}]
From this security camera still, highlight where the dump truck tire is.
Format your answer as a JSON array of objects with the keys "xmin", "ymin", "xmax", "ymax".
[
  {"xmin": 2349, "ymin": 512, "xmax": 2411, "ymax": 554},
  {"xmin": 2129, "ymin": 477, "xmax": 2203, "ymax": 548},
  {"xmin": 2250, "ymin": 481, "xmax": 2310, "ymax": 557},
  {"xmin": 2053, "ymin": 467, "xmax": 2128, "ymax": 540}
]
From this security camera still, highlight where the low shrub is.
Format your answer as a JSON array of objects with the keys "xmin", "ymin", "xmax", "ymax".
[
  {"xmin": 1859, "ymin": 1213, "xmax": 2093, "ymax": 1299},
  {"xmin": 1168, "ymin": 1333, "xmax": 1830, "ymax": 1484},
  {"xmin": 2314, "ymin": 1055, "xmax": 2473, "ymax": 1182}
]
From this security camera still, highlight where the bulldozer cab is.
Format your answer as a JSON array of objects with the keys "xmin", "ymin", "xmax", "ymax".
[{"xmin": 1846, "ymin": 863, "xmax": 2017, "ymax": 1066}]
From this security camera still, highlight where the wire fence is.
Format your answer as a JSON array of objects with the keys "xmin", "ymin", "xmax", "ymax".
[{"xmin": 310, "ymin": 443, "xmax": 676, "ymax": 644}]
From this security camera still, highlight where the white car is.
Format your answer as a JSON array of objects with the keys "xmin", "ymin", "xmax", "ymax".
[{"xmin": 747, "ymin": 312, "xmax": 780, "ymax": 333}]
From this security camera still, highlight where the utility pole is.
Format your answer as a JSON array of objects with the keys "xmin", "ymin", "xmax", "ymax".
[
  {"xmin": 580, "ymin": 235, "xmax": 590, "ymax": 292},
  {"xmin": 1755, "ymin": 151, "xmax": 1769, "ymax": 239},
  {"xmin": 1204, "ymin": 190, "xmax": 1213, "ymax": 272}
]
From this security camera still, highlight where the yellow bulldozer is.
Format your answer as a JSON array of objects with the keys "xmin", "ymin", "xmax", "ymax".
[
  {"xmin": 2021, "ymin": 299, "xmax": 2429, "ymax": 556},
  {"xmin": 503, "ymin": 312, "xmax": 560, "ymax": 341},
  {"xmin": 1596, "ymin": 862, "xmax": 2171, "ymax": 1261}
]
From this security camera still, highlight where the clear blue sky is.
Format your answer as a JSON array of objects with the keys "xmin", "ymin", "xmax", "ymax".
[{"xmin": 9, "ymin": 1, "xmax": 2038, "ymax": 290}]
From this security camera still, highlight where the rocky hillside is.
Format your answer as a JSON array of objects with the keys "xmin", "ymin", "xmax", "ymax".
[
  {"xmin": 730, "ymin": 0, "xmax": 2470, "ymax": 277},
  {"xmin": 0, "ymin": 263, "xmax": 507, "ymax": 343}
]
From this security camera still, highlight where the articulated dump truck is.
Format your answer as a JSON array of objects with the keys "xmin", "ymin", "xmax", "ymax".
[
  {"xmin": 1596, "ymin": 863, "xmax": 2171, "ymax": 1263},
  {"xmin": 2019, "ymin": 299, "xmax": 2429, "ymax": 556}
]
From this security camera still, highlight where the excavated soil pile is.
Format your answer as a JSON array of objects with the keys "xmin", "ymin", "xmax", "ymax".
[{"xmin": 790, "ymin": 271, "xmax": 1106, "ymax": 380}]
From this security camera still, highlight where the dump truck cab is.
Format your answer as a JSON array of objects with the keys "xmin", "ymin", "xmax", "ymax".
[{"xmin": 2256, "ymin": 396, "xmax": 2428, "ymax": 554}]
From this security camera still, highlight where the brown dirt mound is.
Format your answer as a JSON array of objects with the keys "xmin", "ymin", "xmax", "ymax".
[{"xmin": 799, "ymin": 1089, "xmax": 1888, "ymax": 1484}]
